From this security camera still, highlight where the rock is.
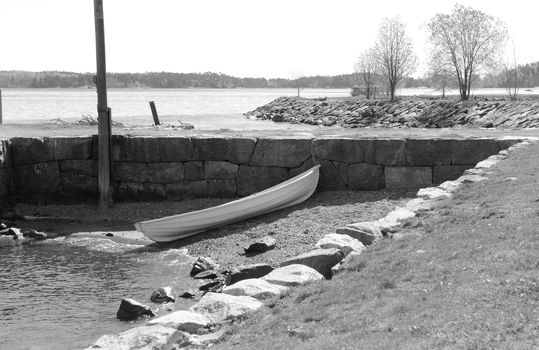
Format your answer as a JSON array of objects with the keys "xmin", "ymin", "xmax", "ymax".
[
  {"xmin": 336, "ymin": 222, "xmax": 383, "ymax": 245},
  {"xmin": 223, "ymin": 263, "xmax": 274, "ymax": 285},
  {"xmin": 193, "ymin": 270, "xmax": 219, "ymax": 280},
  {"xmin": 116, "ymin": 298, "xmax": 155, "ymax": 321},
  {"xmin": 191, "ymin": 292, "xmax": 263, "ymax": 323},
  {"xmin": 261, "ymin": 264, "xmax": 324, "ymax": 287},
  {"xmin": 86, "ymin": 325, "xmax": 191, "ymax": 350},
  {"xmin": 190, "ymin": 257, "xmax": 219, "ymax": 276},
  {"xmin": 199, "ymin": 278, "xmax": 226, "ymax": 293},
  {"xmin": 21, "ymin": 229, "xmax": 48, "ymax": 240},
  {"xmin": 315, "ymin": 233, "xmax": 366, "ymax": 256},
  {"xmin": 148, "ymin": 310, "xmax": 212, "ymax": 334},
  {"xmin": 330, "ymin": 251, "xmax": 363, "ymax": 276},
  {"xmin": 150, "ymin": 286, "xmax": 175, "ymax": 303},
  {"xmin": 244, "ymin": 236, "xmax": 276, "ymax": 254},
  {"xmin": 382, "ymin": 207, "xmax": 416, "ymax": 226},
  {"xmin": 456, "ymin": 174, "xmax": 486, "ymax": 183},
  {"xmin": 417, "ymin": 187, "xmax": 451, "ymax": 200},
  {"xmin": 280, "ymin": 248, "xmax": 345, "ymax": 279},
  {"xmin": 222, "ymin": 279, "xmax": 290, "ymax": 300},
  {"xmin": 179, "ymin": 290, "xmax": 197, "ymax": 299},
  {"xmin": 0, "ymin": 227, "xmax": 22, "ymax": 237},
  {"xmin": 438, "ymin": 180, "xmax": 462, "ymax": 193}
]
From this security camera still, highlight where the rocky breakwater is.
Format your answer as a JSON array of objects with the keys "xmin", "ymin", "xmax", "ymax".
[{"xmin": 245, "ymin": 97, "xmax": 539, "ymax": 128}]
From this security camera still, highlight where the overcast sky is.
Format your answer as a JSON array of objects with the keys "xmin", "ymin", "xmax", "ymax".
[{"xmin": 0, "ymin": 0, "xmax": 537, "ymax": 78}]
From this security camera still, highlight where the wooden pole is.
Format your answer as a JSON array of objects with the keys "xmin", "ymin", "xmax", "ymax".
[
  {"xmin": 149, "ymin": 101, "xmax": 160, "ymax": 125},
  {"xmin": 94, "ymin": 0, "xmax": 112, "ymax": 211}
]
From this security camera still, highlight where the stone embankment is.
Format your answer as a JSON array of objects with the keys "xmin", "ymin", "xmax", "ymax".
[{"xmin": 244, "ymin": 97, "xmax": 539, "ymax": 128}]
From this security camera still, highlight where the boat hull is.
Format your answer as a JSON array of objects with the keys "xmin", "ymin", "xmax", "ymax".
[{"xmin": 134, "ymin": 164, "xmax": 321, "ymax": 242}]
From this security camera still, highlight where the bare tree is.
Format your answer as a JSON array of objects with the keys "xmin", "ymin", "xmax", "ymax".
[
  {"xmin": 373, "ymin": 16, "xmax": 417, "ymax": 101},
  {"xmin": 354, "ymin": 47, "xmax": 377, "ymax": 99},
  {"xmin": 290, "ymin": 68, "xmax": 304, "ymax": 97},
  {"xmin": 428, "ymin": 4, "xmax": 508, "ymax": 101},
  {"xmin": 428, "ymin": 47, "xmax": 453, "ymax": 99},
  {"xmin": 503, "ymin": 41, "xmax": 520, "ymax": 100}
]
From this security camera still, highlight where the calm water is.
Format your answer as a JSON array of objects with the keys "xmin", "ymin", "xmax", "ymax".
[
  {"xmin": 0, "ymin": 88, "xmax": 351, "ymax": 127},
  {"xmin": 2, "ymin": 87, "xmax": 536, "ymax": 129},
  {"xmin": 0, "ymin": 236, "xmax": 199, "ymax": 350}
]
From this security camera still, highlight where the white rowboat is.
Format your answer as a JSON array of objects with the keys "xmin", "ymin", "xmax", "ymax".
[{"xmin": 134, "ymin": 164, "xmax": 320, "ymax": 242}]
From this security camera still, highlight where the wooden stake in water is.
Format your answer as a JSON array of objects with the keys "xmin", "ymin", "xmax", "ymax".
[
  {"xmin": 149, "ymin": 101, "xmax": 160, "ymax": 125},
  {"xmin": 94, "ymin": 0, "xmax": 112, "ymax": 211}
]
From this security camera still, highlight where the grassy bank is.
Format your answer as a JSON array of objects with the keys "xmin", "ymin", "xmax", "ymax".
[{"xmin": 210, "ymin": 141, "xmax": 539, "ymax": 349}]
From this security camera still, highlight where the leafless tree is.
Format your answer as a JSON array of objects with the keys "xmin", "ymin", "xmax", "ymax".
[
  {"xmin": 503, "ymin": 41, "xmax": 520, "ymax": 100},
  {"xmin": 428, "ymin": 47, "xmax": 453, "ymax": 99},
  {"xmin": 373, "ymin": 16, "xmax": 417, "ymax": 102},
  {"xmin": 354, "ymin": 47, "xmax": 377, "ymax": 99},
  {"xmin": 428, "ymin": 4, "xmax": 508, "ymax": 100}
]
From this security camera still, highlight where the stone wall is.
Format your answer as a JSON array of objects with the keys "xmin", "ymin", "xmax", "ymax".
[{"xmin": 0, "ymin": 136, "xmax": 521, "ymax": 205}]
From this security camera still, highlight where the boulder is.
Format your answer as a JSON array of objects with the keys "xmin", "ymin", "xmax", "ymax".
[
  {"xmin": 315, "ymin": 233, "xmax": 366, "ymax": 255},
  {"xmin": 223, "ymin": 263, "xmax": 274, "ymax": 285},
  {"xmin": 280, "ymin": 248, "xmax": 345, "ymax": 279},
  {"xmin": 148, "ymin": 310, "xmax": 211, "ymax": 334},
  {"xmin": 336, "ymin": 222, "xmax": 383, "ymax": 245},
  {"xmin": 438, "ymin": 180, "xmax": 462, "ymax": 193},
  {"xmin": 261, "ymin": 264, "xmax": 324, "ymax": 287},
  {"xmin": 199, "ymin": 278, "xmax": 226, "ymax": 293},
  {"xmin": 383, "ymin": 207, "xmax": 416, "ymax": 225},
  {"xmin": 87, "ymin": 325, "xmax": 191, "ymax": 350},
  {"xmin": 21, "ymin": 229, "xmax": 47, "ymax": 240},
  {"xmin": 178, "ymin": 290, "xmax": 196, "ymax": 299},
  {"xmin": 150, "ymin": 286, "xmax": 175, "ymax": 303},
  {"xmin": 222, "ymin": 279, "xmax": 290, "ymax": 300},
  {"xmin": 116, "ymin": 298, "xmax": 155, "ymax": 321},
  {"xmin": 190, "ymin": 257, "xmax": 219, "ymax": 276},
  {"xmin": 416, "ymin": 187, "xmax": 451, "ymax": 200},
  {"xmin": 193, "ymin": 270, "xmax": 219, "ymax": 280},
  {"xmin": 244, "ymin": 236, "xmax": 276, "ymax": 254},
  {"xmin": 331, "ymin": 251, "xmax": 363, "ymax": 276},
  {"xmin": 0, "ymin": 227, "xmax": 22, "ymax": 237},
  {"xmin": 191, "ymin": 292, "xmax": 263, "ymax": 323},
  {"xmin": 456, "ymin": 174, "xmax": 486, "ymax": 183}
]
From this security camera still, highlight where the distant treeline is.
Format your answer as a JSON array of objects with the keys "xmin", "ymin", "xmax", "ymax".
[{"xmin": 1, "ymin": 62, "xmax": 538, "ymax": 89}]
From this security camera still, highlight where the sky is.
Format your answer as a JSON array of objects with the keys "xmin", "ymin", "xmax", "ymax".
[{"xmin": 0, "ymin": 0, "xmax": 537, "ymax": 78}]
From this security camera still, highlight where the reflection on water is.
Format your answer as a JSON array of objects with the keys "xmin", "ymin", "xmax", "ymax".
[{"xmin": 0, "ymin": 236, "xmax": 197, "ymax": 350}]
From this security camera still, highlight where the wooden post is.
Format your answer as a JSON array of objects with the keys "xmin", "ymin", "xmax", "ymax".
[
  {"xmin": 94, "ymin": 0, "xmax": 112, "ymax": 211},
  {"xmin": 149, "ymin": 101, "xmax": 160, "ymax": 125},
  {"xmin": 0, "ymin": 89, "xmax": 3, "ymax": 124}
]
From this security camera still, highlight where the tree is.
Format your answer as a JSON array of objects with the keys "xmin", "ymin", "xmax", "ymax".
[
  {"xmin": 428, "ymin": 4, "xmax": 508, "ymax": 100},
  {"xmin": 354, "ymin": 47, "xmax": 377, "ymax": 99},
  {"xmin": 428, "ymin": 47, "xmax": 453, "ymax": 99},
  {"xmin": 503, "ymin": 41, "xmax": 521, "ymax": 100},
  {"xmin": 373, "ymin": 16, "xmax": 417, "ymax": 101}
]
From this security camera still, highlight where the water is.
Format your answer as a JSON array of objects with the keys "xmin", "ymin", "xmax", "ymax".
[
  {"xmin": 0, "ymin": 236, "xmax": 198, "ymax": 349},
  {"xmin": 0, "ymin": 88, "xmax": 351, "ymax": 127},
  {"xmin": 2, "ymin": 87, "xmax": 536, "ymax": 129}
]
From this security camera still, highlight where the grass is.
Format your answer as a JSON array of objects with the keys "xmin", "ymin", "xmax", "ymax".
[{"xmin": 211, "ymin": 141, "xmax": 539, "ymax": 349}]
